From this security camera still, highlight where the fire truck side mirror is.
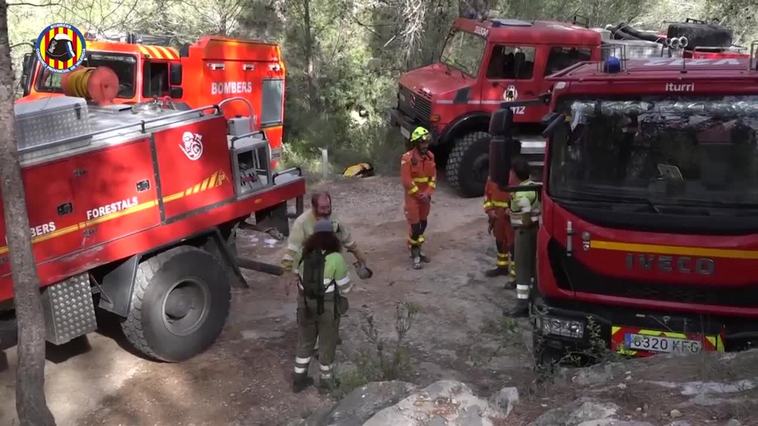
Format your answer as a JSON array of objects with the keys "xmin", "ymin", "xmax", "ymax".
[
  {"xmin": 489, "ymin": 108, "xmax": 516, "ymax": 188},
  {"xmin": 170, "ymin": 63, "xmax": 182, "ymax": 85},
  {"xmin": 21, "ymin": 53, "xmax": 35, "ymax": 96},
  {"xmin": 170, "ymin": 87, "xmax": 183, "ymax": 99},
  {"xmin": 489, "ymin": 107, "xmax": 513, "ymax": 137}
]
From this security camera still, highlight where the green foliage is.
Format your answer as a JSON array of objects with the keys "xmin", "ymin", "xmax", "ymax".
[
  {"xmin": 7, "ymin": 0, "xmax": 757, "ymax": 172},
  {"xmin": 332, "ymin": 302, "xmax": 420, "ymax": 398}
]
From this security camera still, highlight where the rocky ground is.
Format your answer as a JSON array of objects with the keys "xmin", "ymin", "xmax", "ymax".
[{"xmin": 1, "ymin": 175, "xmax": 757, "ymax": 425}]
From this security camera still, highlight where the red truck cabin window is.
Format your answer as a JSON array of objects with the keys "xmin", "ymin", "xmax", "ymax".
[
  {"xmin": 486, "ymin": 45, "xmax": 536, "ymax": 80},
  {"xmin": 441, "ymin": 29, "xmax": 486, "ymax": 78},
  {"xmin": 36, "ymin": 52, "xmax": 138, "ymax": 99}
]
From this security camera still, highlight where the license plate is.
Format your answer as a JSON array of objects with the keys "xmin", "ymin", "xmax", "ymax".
[
  {"xmin": 625, "ymin": 333, "xmax": 703, "ymax": 354},
  {"xmin": 400, "ymin": 127, "xmax": 410, "ymax": 138}
]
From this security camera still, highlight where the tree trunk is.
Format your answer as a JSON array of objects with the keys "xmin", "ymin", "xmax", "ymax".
[
  {"xmin": 0, "ymin": 1, "xmax": 56, "ymax": 425},
  {"xmin": 302, "ymin": 0, "xmax": 317, "ymax": 110},
  {"xmin": 458, "ymin": 0, "xmax": 489, "ymax": 18}
]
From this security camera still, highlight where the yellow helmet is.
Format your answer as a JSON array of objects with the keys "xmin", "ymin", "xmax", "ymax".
[{"xmin": 410, "ymin": 126, "xmax": 430, "ymax": 143}]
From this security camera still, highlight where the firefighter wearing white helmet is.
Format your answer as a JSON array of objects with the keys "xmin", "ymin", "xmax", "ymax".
[{"xmin": 401, "ymin": 126, "xmax": 436, "ymax": 269}]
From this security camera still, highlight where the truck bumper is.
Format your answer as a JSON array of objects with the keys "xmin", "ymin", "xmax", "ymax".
[
  {"xmin": 532, "ymin": 295, "xmax": 758, "ymax": 357},
  {"xmin": 389, "ymin": 107, "xmax": 416, "ymax": 140}
]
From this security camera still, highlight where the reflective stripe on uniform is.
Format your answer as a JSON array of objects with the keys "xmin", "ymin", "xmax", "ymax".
[
  {"xmin": 294, "ymin": 366, "xmax": 307, "ymax": 373},
  {"xmin": 320, "ymin": 364, "xmax": 333, "ymax": 379},
  {"xmin": 409, "ymin": 186, "xmax": 419, "ymax": 194},
  {"xmin": 491, "ymin": 200, "xmax": 509, "ymax": 208},
  {"xmin": 413, "ymin": 177, "xmax": 430, "ymax": 183},
  {"xmin": 516, "ymin": 284, "xmax": 530, "ymax": 300},
  {"xmin": 295, "ymin": 356, "xmax": 311, "ymax": 364}
]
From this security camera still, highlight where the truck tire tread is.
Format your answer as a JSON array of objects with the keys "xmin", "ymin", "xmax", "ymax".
[
  {"xmin": 445, "ymin": 131, "xmax": 489, "ymax": 197},
  {"xmin": 122, "ymin": 245, "xmax": 231, "ymax": 362}
]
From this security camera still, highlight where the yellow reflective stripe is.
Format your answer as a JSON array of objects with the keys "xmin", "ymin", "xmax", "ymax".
[
  {"xmin": 418, "ymin": 235, "xmax": 425, "ymax": 243},
  {"xmin": 413, "ymin": 177, "xmax": 430, "ymax": 183},
  {"xmin": 0, "ymin": 170, "xmax": 229, "ymax": 255},
  {"xmin": 491, "ymin": 201, "xmax": 509, "ymax": 208},
  {"xmin": 429, "ymin": 182, "xmax": 436, "ymax": 189},
  {"xmin": 408, "ymin": 186, "xmax": 419, "ymax": 194},
  {"xmin": 590, "ymin": 240, "xmax": 758, "ymax": 260},
  {"xmin": 408, "ymin": 237, "xmax": 420, "ymax": 245},
  {"xmin": 483, "ymin": 200, "xmax": 493, "ymax": 208}
]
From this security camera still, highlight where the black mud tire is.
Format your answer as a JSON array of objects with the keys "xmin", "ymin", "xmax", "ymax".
[
  {"xmin": 121, "ymin": 246, "xmax": 231, "ymax": 362},
  {"xmin": 445, "ymin": 131, "xmax": 490, "ymax": 197},
  {"xmin": 667, "ymin": 22, "xmax": 732, "ymax": 49}
]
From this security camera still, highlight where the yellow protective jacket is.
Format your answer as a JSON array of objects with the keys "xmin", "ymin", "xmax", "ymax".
[{"xmin": 280, "ymin": 210, "xmax": 358, "ymax": 272}]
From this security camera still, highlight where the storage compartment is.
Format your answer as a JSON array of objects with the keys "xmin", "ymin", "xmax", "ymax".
[
  {"xmin": 14, "ymin": 96, "xmax": 92, "ymax": 152},
  {"xmin": 230, "ymin": 133, "xmax": 271, "ymax": 196}
]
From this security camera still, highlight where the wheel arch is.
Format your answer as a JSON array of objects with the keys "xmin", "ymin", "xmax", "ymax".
[
  {"xmin": 94, "ymin": 225, "xmax": 247, "ymax": 318},
  {"xmin": 438, "ymin": 111, "xmax": 491, "ymax": 147}
]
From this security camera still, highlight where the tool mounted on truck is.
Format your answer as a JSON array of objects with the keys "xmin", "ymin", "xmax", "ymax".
[
  {"xmin": 490, "ymin": 43, "xmax": 758, "ymax": 365},
  {"xmin": 1, "ymin": 75, "xmax": 305, "ymax": 361}
]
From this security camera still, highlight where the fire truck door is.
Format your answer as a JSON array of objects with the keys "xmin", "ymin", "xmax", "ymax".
[
  {"xmin": 0, "ymin": 157, "xmax": 82, "ymax": 275},
  {"xmin": 71, "ymin": 138, "xmax": 161, "ymax": 249},
  {"xmin": 480, "ymin": 44, "xmax": 542, "ymax": 122},
  {"xmin": 152, "ymin": 116, "xmax": 236, "ymax": 221}
]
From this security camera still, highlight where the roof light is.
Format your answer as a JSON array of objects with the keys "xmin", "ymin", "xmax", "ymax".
[{"xmin": 603, "ymin": 56, "xmax": 622, "ymax": 73}]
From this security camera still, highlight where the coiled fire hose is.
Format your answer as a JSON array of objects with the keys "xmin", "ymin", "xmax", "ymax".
[{"xmin": 60, "ymin": 66, "xmax": 120, "ymax": 105}]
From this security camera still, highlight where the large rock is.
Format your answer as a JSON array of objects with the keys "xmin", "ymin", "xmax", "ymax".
[
  {"xmin": 364, "ymin": 380, "xmax": 508, "ymax": 426},
  {"xmin": 319, "ymin": 381, "xmax": 417, "ymax": 426},
  {"xmin": 532, "ymin": 398, "xmax": 621, "ymax": 426},
  {"xmin": 488, "ymin": 386, "xmax": 519, "ymax": 417}
]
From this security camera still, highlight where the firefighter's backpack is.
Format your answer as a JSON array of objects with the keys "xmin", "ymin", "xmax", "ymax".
[{"xmin": 300, "ymin": 249, "xmax": 328, "ymax": 300}]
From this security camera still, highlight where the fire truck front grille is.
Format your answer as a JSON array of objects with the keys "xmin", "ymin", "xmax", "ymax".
[
  {"xmin": 398, "ymin": 85, "xmax": 431, "ymax": 122},
  {"xmin": 548, "ymin": 239, "xmax": 758, "ymax": 308}
]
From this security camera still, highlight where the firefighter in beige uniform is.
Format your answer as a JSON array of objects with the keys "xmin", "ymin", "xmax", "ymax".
[
  {"xmin": 281, "ymin": 192, "xmax": 371, "ymax": 276},
  {"xmin": 504, "ymin": 157, "xmax": 541, "ymax": 318},
  {"xmin": 281, "ymin": 192, "xmax": 371, "ymax": 349}
]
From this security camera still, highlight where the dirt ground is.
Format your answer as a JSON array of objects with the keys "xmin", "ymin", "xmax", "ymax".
[{"xmin": 0, "ymin": 175, "xmax": 536, "ymax": 425}]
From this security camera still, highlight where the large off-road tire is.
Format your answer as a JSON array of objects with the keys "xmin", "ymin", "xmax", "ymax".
[
  {"xmin": 445, "ymin": 131, "xmax": 490, "ymax": 197},
  {"xmin": 667, "ymin": 22, "xmax": 732, "ymax": 49},
  {"xmin": 122, "ymin": 246, "xmax": 231, "ymax": 362}
]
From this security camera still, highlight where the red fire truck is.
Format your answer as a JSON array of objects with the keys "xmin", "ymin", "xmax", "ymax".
[
  {"xmin": 0, "ymin": 90, "xmax": 304, "ymax": 362},
  {"xmin": 490, "ymin": 50, "xmax": 758, "ymax": 363},
  {"xmin": 17, "ymin": 33, "xmax": 287, "ymax": 169},
  {"xmin": 391, "ymin": 16, "xmax": 746, "ymax": 197}
]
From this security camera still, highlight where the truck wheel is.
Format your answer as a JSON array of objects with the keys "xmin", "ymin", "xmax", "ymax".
[
  {"xmin": 122, "ymin": 246, "xmax": 231, "ymax": 362},
  {"xmin": 445, "ymin": 131, "xmax": 490, "ymax": 197}
]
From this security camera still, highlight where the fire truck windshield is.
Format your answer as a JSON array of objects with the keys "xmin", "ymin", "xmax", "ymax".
[
  {"xmin": 548, "ymin": 96, "xmax": 758, "ymax": 219},
  {"xmin": 440, "ymin": 29, "xmax": 485, "ymax": 78},
  {"xmin": 36, "ymin": 52, "xmax": 137, "ymax": 98}
]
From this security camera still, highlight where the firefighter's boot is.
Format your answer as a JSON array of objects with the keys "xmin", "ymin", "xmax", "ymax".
[
  {"xmin": 485, "ymin": 267, "xmax": 508, "ymax": 277},
  {"xmin": 292, "ymin": 373, "xmax": 314, "ymax": 393},
  {"xmin": 503, "ymin": 300, "xmax": 529, "ymax": 318},
  {"xmin": 487, "ymin": 252, "xmax": 511, "ymax": 278},
  {"xmin": 411, "ymin": 246, "xmax": 422, "ymax": 269}
]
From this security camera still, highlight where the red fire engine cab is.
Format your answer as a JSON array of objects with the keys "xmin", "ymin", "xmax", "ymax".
[
  {"xmin": 17, "ymin": 33, "xmax": 287, "ymax": 169},
  {"xmin": 392, "ymin": 16, "xmax": 746, "ymax": 198},
  {"xmin": 0, "ymin": 91, "xmax": 304, "ymax": 362},
  {"xmin": 490, "ymin": 48, "xmax": 758, "ymax": 363}
]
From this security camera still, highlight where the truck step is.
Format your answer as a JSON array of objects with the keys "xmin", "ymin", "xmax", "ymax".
[{"xmin": 41, "ymin": 273, "xmax": 97, "ymax": 345}]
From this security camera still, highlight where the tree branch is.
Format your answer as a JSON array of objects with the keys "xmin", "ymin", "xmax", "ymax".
[{"xmin": 7, "ymin": 1, "xmax": 60, "ymax": 5}]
